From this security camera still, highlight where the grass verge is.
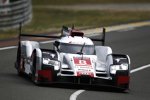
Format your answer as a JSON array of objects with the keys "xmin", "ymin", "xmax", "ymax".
[
  {"xmin": 32, "ymin": 0, "xmax": 150, "ymax": 5},
  {"xmin": 1, "ymin": 8, "xmax": 150, "ymax": 39}
]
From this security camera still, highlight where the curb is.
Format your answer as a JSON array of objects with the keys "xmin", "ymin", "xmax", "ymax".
[{"xmin": 82, "ymin": 21, "xmax": 150, "ymax": 36}]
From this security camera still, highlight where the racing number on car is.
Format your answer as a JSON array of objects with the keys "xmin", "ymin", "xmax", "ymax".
[
  {"xmin": 73, "ymin": 57, "xmax": 91, "ymax": 66},
  {"xmin": 79, "ymin": 60, "xmax": 87, "ymax": 65}
]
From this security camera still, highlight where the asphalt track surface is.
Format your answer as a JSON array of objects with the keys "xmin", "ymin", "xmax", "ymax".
[{"xmin": 0, "ymin": 25, "xmax": 150, "ymax": 100}]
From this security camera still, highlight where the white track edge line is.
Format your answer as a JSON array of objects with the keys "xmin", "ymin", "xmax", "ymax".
[
  {"xmin": 70, "ymin": 90, "xmax": 85, "ymax": 100},
  {"xmin": 130, "ymin": 64, "xmax": 150, "ymax": 73},
  {"xmin": 0, "ymin": 40, "xmax": 55, "ymax": 51},
  {"xmin": 69, "ymin": 64, "xmax": 150, "ymax": 100},
  {"xmin": 0, "ymin": 46, "xmax": 17, "ymax": 50},
  {"xmin": 40, "ymin": 40, "xmax": 56, "ymax": 44}
]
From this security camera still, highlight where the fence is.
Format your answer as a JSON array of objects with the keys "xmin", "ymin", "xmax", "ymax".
[{"xmin": 0, "ymin": 0, "xmax": 32, "ymax": 30}]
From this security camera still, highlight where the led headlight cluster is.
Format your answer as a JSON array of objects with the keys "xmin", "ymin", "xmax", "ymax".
[
  {"xmin": 110, "ymin": 63, "xmax": 128, "ymax": 74},
  {"xmin": 43, "ymin": 58, "xmax": 50, "ymax": 65},
  {"xmin": 43, "ymin": 58, "xmax": 60, "ymax": 70}
]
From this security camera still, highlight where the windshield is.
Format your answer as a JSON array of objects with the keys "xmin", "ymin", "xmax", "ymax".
[{"xmin": 59, "ymin": 43, "xmax": 95, "ymax": 55}]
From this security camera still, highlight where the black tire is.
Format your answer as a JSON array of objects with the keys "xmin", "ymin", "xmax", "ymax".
[
  {"xmin": 17, "ymin": 58, "xmax": 25, "ymax": 76},
  {"xmin": 16, "ymin": 44, "xmax": 24, "ymax": 76},
  {"xmin": 31, "ymin": 51, "xmax": 40, "ymax": 85}
]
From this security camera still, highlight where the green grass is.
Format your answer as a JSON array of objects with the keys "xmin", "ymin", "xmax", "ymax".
[
  {"xmin": 32, "ymin": 0, "xmax": 150, "ymax": 5},
  {"xmin": 29, "ymin": 8, "xmax": 150, "ymax": 29},
  {"xmin": 1, "ymin": 8, "xmax": 150, "ymax": 39}
]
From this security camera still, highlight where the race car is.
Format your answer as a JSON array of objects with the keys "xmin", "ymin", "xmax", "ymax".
[{"xmin": 15, "ymin": 25, "xmax": 130, "ymax": 91}]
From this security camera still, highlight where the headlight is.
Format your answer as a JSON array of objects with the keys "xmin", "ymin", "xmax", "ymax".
[
  {"xmin": 110, "ymin": 63, "xmax": 128, "ymax": 74},
  {"xmin": 51, "ymin": 60, "xmax": 60, "ymax": 70},
  {"xmin": 43, "ymin": 58, "xmax": 50, "ymax": 65},
  {"xmin": 43, "ymin": 58, "xmax": 60, "ymax": 70},
  {"xmin": 120, "ymin": 63, "xmax": 129, "ymax": 70}
]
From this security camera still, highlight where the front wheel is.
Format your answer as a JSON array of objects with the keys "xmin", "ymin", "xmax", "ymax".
[
  {"xmin": 17, "ymin": 57, "xmax": 25, "ymax": 76},
  {"xmin": 16, "ymin": 43, "xmax": 24, "ymax": 76},
  {"xmin": 31, "ymin": 51, "xmax": 40, "ymax": 85}
]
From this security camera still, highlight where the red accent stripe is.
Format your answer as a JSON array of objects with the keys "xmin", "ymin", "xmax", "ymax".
[
  {"xmin": 38, "ymin": 70, "xmax": 52, "ymax": 81},
  {"xmin": 117, "ymin": 76, "xmax": 130, "ymax": 85}
]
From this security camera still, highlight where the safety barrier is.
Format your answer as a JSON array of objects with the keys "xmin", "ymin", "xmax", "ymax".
[{"xmin": 0, "ymin": 0, "xmax": 32, "ymax": 30}]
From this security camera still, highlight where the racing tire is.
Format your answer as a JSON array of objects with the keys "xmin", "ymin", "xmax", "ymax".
[
  {"xmin": 16, "ymin": 44, "xmax": 24, "ymax": 76},
  {"xmin": 31, "ymin": 51, "xmax": 40, "ymax": 85},
  {"xmin": 17, "ymin": 58, "xmax": 25, "ymax": 76}
]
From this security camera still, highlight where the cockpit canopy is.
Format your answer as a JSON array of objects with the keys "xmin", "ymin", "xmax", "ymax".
[{"xmin": 59, "ymin": 43, "xmax": 95, "ymax": 55}]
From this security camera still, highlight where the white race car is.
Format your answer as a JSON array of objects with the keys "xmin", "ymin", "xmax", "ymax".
[{"xmin": 15, "ymin": 26, "xmax": 130, "ymax": 91}]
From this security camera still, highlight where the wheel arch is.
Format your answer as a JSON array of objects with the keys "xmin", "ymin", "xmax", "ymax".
[{"xmin": 32, "ymin": 48, "xmax": 42, "ymax": 71}]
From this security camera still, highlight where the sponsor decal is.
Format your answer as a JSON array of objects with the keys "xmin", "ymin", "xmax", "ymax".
[{"xmin": 77, "ymin": 71, "xmax": 94, "ymax": 77}]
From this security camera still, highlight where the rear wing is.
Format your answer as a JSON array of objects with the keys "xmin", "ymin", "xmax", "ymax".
[
  {"xmin": 90, "ymin": 28, "xmax": 106, "ymax": 46},
  {"xmin": 18, "ymin": 23, "xmax": 60, "ymax": 41},
  {"xmin": 18, "ymin": 24, "xmax": 106, "ymax": 46}
]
